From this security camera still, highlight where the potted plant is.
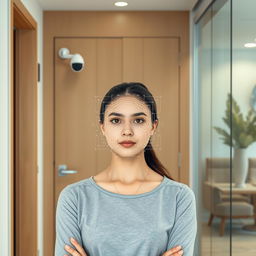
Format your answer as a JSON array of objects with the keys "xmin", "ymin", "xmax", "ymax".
[{"xmin": 213, "ymin": 93, "xmax": 256, "ymax": 187}]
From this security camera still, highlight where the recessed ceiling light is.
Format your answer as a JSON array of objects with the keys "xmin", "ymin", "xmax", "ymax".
[
  {"xmin": 114, "ymin": 2, "xmax": 128, "ymax": 7},
  {"xmin": 244, "ymin": 43, "xmax": 256, "ymax": 48}
]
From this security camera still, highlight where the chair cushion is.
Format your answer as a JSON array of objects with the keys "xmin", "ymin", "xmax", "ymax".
[
  {"xmin": 220, "ymin": 194, "xmax": 251, "ymax": 203},
  {"xmin": 248, "ymin": 167, "xmax": 256, "ymax": 183},
  {"xmin": 207, "ymin": 168, "xmax": 232, "ymax": 183},
  {"xmin": 214, "ymin": 202, "xmax": 254, "ymax": 216}
]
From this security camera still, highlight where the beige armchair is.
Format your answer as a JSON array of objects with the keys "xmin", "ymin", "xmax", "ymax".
[
  {"xmin": 203, "ymin": 157, "xmax": 254, "ymax": 236},
  {"xmin": 248, "ymin": 158, "xmax": 256, "ymax": 184}
]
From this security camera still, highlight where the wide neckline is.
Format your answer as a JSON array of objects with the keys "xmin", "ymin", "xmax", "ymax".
[{"xmin": 89, "ymin": 175, "xmax": 167, "ymax": 198}]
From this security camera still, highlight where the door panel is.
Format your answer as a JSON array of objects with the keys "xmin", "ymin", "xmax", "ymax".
[
  {"xmin": 54, "ymin": 37, "xmax": 180, "ymax": 202},
  {"xmin": 14, "ymin": 28, "xmax": 38, "ymax": 256},
  {"xmin": 95, "ymin": 38, "xmax": 123, "ymax": 175},
  {"xmin": 124, "ymin": 38, "xmax": 180, "ymax": 180}
]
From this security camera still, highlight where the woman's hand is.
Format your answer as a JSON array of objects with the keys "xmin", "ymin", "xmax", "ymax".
[
  {"xmin": 63, "ymin": 238, "xmax": 183, "ymax": 256},
  {"xmin": 64, "ymin": 237, "xmax": 87, "ymax": 256},
  {"xmin": 161, "ymin": 245, "xmax": 183, "ymax": 256}
]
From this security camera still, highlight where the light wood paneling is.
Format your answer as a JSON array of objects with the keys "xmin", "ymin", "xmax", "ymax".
[
  {"xmin": 14, "ymin": 29, "xmax": 38, "ymax": 256},
  {"xmin": 44, "ymin": 11, "xmax": 189, "ymax": 255},
  {"xmin": 11, "ymin": 1, "xmax": 38, "ymax": 256}
]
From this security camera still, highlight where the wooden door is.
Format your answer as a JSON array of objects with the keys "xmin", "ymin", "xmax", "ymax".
[
  {"xmin": 44, "ymin": 11, "xmax": 189, "ymax": 255},
  {"xmin": 54, "ymin": 37, "xmax": 180, "ymax": 202},
  {"xmin": 12, "ymin": 1, "xmax": 38, "ymax": 256}
]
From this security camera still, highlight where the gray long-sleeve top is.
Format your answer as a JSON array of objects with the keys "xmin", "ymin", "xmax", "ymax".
[{"xmin": 55, "ymin": 175, "xmax": 197, "ymax": 256}]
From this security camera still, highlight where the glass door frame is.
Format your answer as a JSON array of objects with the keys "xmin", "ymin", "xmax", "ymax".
[{"xmin": 191, "ymin": 0, "xmax": 233, "ymax": 255}]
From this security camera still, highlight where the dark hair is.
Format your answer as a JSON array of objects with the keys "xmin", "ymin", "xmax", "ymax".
[{"xmin": 99, "ymin": 82, "xmax": 175, "ymax": 181}]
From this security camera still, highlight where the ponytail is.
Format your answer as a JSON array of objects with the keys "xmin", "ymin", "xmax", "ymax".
[{"xmin": 144, "ymin": 141, "xmax": 175, "ymax": 180}]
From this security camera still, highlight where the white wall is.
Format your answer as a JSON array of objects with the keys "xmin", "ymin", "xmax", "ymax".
[
  {"xmin": 0, "ymin": 1, "xmax": 11, "ymax": 255},
  {"xmin": 0, "ymin": 1, "xmax": 43, "ymax": 256}
]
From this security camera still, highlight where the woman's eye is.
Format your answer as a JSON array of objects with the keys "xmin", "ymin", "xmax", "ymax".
[
  {"xmin": 134, "ymin": 118, "xmax": 145, "ymax": 124},
  {"xmin": 109, "ymin": 118, "xmax": 145, "ymax": 124},
  {"xmin": 110, "ymin": 118, "xmax": 120, "ymax": 124}
]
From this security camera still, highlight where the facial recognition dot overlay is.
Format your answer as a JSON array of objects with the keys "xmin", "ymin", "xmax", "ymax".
[{"xmin": 94, "ymin": 92, "xmax": 162, "ymax": 151}]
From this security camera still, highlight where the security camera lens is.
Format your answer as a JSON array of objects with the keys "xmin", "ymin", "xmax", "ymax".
[{"xmin": 72, "ymin": 63, "xmax": 83, "ymax": 71}]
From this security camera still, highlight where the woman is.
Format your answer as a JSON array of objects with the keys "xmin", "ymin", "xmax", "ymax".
[{"xmin": 55, "ymin": 82, "xmax": 197, "ymax": 256}]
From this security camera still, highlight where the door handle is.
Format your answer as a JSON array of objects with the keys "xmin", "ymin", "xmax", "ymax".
[{"xmin": 58, "ymin": 164, "xmax": 78, "ymax": 176}]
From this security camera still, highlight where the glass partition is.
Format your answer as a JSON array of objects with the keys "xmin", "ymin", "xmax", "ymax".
[
  {"xmin": 195, "ymin": 0, "xmax": 256, "ymax": 255},
  {"xmin": 232, "ymin": 0, "xmax": 256, "ymax": 255},
  {"xmin": 195, "ymin": 0, "xmax": 231, "ymax": 255}
]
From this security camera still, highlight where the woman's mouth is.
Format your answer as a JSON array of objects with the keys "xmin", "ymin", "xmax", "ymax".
[{"xmin": 119, "ymin": 142, "xmax": 136, "ymax": 148}]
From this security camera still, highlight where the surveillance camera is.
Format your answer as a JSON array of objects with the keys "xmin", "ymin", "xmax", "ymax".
[
  {"xmin": 70, "ymin": 54, "xmax": 84, "ymax": 72},
  {"xmin": 58, "ymin": 48, "xmax": 85, "ymax": 72}
]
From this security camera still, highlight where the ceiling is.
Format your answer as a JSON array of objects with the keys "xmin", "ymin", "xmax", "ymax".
[{"xmin": 37, "ymin": 0, "xmax": 198, "ymax": 11}]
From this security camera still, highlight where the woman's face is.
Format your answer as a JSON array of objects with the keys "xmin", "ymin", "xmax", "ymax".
[{"xmin": 100, "ymin": 95, "xmax": 158, "ymax": 158}]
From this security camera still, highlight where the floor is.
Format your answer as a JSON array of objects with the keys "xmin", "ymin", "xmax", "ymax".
[{"xmin": 201, "ymin": 219, "xmax": 256, "ymax": 255}]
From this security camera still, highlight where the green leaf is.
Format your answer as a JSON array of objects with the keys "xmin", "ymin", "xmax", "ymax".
[{"xmin": 213, "ymin": 93, "xmax": 256, "ymax": 148}]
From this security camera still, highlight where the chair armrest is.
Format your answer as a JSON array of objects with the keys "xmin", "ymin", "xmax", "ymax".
[{"xmin": 202, "ymin": 182, "xmax": 222, "ymax": 212}]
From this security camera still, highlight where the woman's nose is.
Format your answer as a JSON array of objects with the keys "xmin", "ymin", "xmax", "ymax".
[
  {"xmin": 122, "ymin": 128, "xmax": 133, "ymax": 135},
  {"xmin": 122, "ymin": 123, "xmax": 134, "ymax": 135}
]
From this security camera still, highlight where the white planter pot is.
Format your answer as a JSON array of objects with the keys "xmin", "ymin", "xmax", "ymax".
[{"xmin": 232, "ymin": 148, "xmax": 248, "ymax": 188}]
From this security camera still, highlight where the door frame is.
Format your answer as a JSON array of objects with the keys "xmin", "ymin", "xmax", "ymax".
[
  {"xmin": 43, "ymin": 11, "xmax": 189, "ymax": 255},
  {"xmin": 11, "ymin": 1, "xmax": 38, "ymax": 256}
]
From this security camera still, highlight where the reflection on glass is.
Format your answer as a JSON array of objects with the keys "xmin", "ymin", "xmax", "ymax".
[
  {"xmin": 232, "ymin": 0, "xmax": 256, "ymax": 255},
  {"xmin": 196, "ymin": 0, "xmax": 256, "ymax": 255},
  {"xmin": 196, "ymin": 0, "xmax": 231, "ymax": 255}
]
